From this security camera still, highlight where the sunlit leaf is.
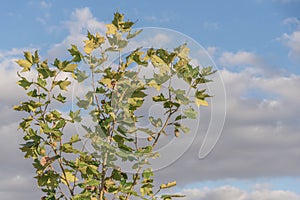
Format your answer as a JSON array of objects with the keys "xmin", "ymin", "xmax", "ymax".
[
  {"xmin": 160, "ymin": 181, "xmax": 177, "ymax": 189},
  {"xmin": 195, "ymin": 99, "xmax": 209, "ymax": 107},
  {"xmin": 16, "ymin": 59, "xmax": 32, "ymax": 72},
  {"xmin": 106, "ymin": 24, "xmax": 117, "ymax": 35}
]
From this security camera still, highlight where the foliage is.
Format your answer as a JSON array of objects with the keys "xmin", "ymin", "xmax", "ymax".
[{"xmin": 14, "ymin": 12, "xmax": 215, "ymax": 200}]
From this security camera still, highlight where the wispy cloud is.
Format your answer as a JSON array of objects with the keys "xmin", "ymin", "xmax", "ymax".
[
  {"xmin": 203, "ymin": 21, "xmax": 220, "ymax": 31},
  {"xmin": 144, "ymin": 15, "xmax": 170, "ymax": 23},
  {"xmin": 39, "ymin": 1, "xmax": 52, "ymax": 9},
  {"xmin": 283, "ymin": 17, "xmax": 300, "ymax": 26},
  {"xmin": 218, "ymin": 51, "xmax": 264, "ymax": 69},
  {"xmin": 47, "ymin": 7, "xmax": 106, "ymax": 60}
]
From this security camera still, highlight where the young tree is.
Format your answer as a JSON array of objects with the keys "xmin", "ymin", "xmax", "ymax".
[{"xmin": 14, "ymin": 12, "xmax": 215, "ymax": 200}]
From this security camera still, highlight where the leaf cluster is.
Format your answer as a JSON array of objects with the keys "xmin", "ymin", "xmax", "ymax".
[{"xmin": 14, "ymin": 12, "xmax": 215, "ymax": 200}]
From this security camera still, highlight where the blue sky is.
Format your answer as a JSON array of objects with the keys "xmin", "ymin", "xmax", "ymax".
[{"xmin": 1, "ymin": 0, "xmax": 300, "ymax": 199}]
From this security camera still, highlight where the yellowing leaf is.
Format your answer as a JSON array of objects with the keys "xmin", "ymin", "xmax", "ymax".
[
  {"xmin": 147, "ymin": 80, "xmax": 161, "ymax": 91},
  {"xmin": 175, "ymin": 43, "xmax": 190, "ymax": 60},
  {"xmin": 99, "ymin": 77, "xmax": 112, "ymax": 88},
  {"xmin": 58, "ymin": 80, "xmax": 71, "ymax": 91},
  {"xmin": 24, "ymin": 51, "xmax": 33, "ymax": 63},
  {"xmin": 151, "ymin": 55, "xmax": 170, "ymax": 74},
  {"xmin": 183, "ymin": 107, "xmax": 197, "ymax": 119},
  {"xmin": 16, "ymin": 59, "xmax": 32, "ymax": 72},
  {"xmin": 106, "ymin": 24, "xmax": 117, "ymax": 35},
  {"xmin": 63, "ymin": 63, "xmax": 78, "ymax": 73},
  {"xmin": 160, "ymin": 181, "xmax": 176, "ymax": 189},
  {"xmin": 61, "ymin": 171, "xmax": 77, "ymax": 185},
  {"xmin": 84, "ymin": 40, "xmax": 94, "ymax": 54},
  {"xmin": 195, "ymin": 98, "xmax": 209, "ymax": 107},
  {"xmin": 95, "ymin": 33, "xmax": 105, "ymax": 44}
]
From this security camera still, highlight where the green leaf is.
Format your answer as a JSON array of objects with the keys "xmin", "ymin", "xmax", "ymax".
[
  {"xmin": 69, "ymin": 110, "xmax": 82, "ymax": 122},
  {"xmin": 24, "ymin": 51, "xmax": 33, "ymax": 63},
  {"xmin": 183, "ymin": 107, "xmax": 197, "ymax": 119},
  {"xmin": 150, "ymin": 54, "xmax": 170, "ymax": 74},
  {"xmin": 17, "ymin": 77, "xmax": 32, "ymax": 90},
  {"xmin": 152, "ymin": 93, "xmax": 167, "ymax": 102},
  {"xmin": 75, "ymin": 69, "xmax": 89, "ymax": 83},
  {"xmin": 33, "ymin": 50, "xmax": 40, "ymax": 64},
  {"xmin": 149, "ymin": 116, "xmax": 162, "ymax": 127},
  {"xmin": 147, "ymin": 79, "xmax": 161, "ymax": 91},
  {"xmin": 201, "ymin": 66, "xmax": 217, "ymax": 76},
  {"xmin": 128, "ymin": 97, "xmax": 144, "ymax": 107},
  {"xmin": 37, "ymin": 66, "xmax": 55, "ymax": 79},
  {"xmin": 131, "ymin": 90, "xmax": 147, "ymax": 98},
  {"xmin": 142, "ymin": 168, "xmax": 153, "ymax": 179},
  {"xmin": 161, "ymin": 194, "xmax": 186, "ymax": 199},
  {"xmin": 195, "ymin": 89, "xmax": 211, "ymax": 100},
  {"xmin": 83, "ymin": 32, "xmax": 105, "ymax": 54},
  {"xmin": 179, "ymin": 124, "xmax": 190, "ymax": 134},
  {"xmin": 69, "ymin": 134, "xmax": 81, "ymax": 144},
  {"xmin": 58, "ymin": 80, "xmax": 71, "ymax": 91},
  {"xmin": 174, "ymin": 43, "xmax": 190, "ymax": 60},
  {"xmin": 140, "ymin": 183, "xmax": 154, "ymax": 197},
  {"xmin": 37, "ymin": 77, "xmax": 47, "ymax": 89},
  {"xmin": 68, "ymin": 45, "xmax": 83, "ymax": 62},
  {"xmin": 117, "ymin": 39, "xmax": 128, "ymax": 49},
  {"xmin": 54, "ymin": 93, "xmax": 66, "ymax": 103},
  {"xmin": 127, "ymin": 29, "xmax": 143, "ymax": 39},
  {"xmin": 76, "ymin": 99, "xmax": 90, "ymax": 110},
  {"xmin": 175, "ymin": 115, "xmax": 187, "ymax": 121},
  {"xmin": 27, "ymin": 89, "xmax": 38, "ymax": 98}
]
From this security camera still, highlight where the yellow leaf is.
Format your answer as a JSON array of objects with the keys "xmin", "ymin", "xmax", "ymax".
[
  {"xmin": 61, "ymin": 171, "xmax": 77, "ymax": 185},
  {"xmin": 195, "ymin": 99, "xmax": 209, "ymax": 107},
  {"xmin": 99, "ymin": 77, "xmax": 112, "ymax": 88},
  {"xmin": 105, "ymin": 179, "xmax": 115, "ymax": 186},
  {"xmin": 175, "ymin": 43, "xmax": 190, "ymax": 60},
  {"xmin": 95, "ymin": 33, "xmax": 105, "ymax": 44},
  {"xmin": 63, "ymin": 63, "xmax": 78, "ymax": 73},
  {"xmin": 160, "ymin": 181, "xmax": 176, "ymax": 189},
  {"xmin": 59, "ymin": 80, "xmax": 71, "ymax": 91},
  {"xmin": 151, "ymin": 55, "xmax": 170, "ymax": 74},
  {"xmin": 147, "ymin": 80, "xmax": 161, "ymax": 91},
  {"xmin": 178, "ymin": 46, "xmax": 190, "ymax": 59},
  {"xmin": 84, "ymin": 40, "xmax": 94, "ymax": 54},
  {"xmin": 106, "ymin": 24, "xmax": 117, "ymax": 35},
  {"xmin": 16, "ymin": 59, "xmax": 32, "ymax": 72}
]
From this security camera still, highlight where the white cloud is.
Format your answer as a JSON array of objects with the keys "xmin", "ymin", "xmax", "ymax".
[
  {"xmin": 144, "ymin": 15, "xmax": 170, "ymax": 23},
  {"xmin": 155, "ymin": 64, "xmax": 300, "ymax": 184},
  {"xmin": 283, "ymin": 17, "xmax": 300, "ymax": 26},
  {"xmin": 1, "ymin": 5, "xmax": 300, "ymax": 200},
  {"xmin": 47, "ymin": 7, "xmax": 106, "ymax": 60},
  {"xmin": 39, "ymin": 1, "xmax": 52, "ymax": 9},
  {"xmin": 182, "ymin": 185, "xmax": 300, "ymax": 200},
  {"xmin": 282, "ymin": 31, "xmax": 300, "ymax": 60},
  {"xmin": 219, "ymin": 51, "xmax": 264, "ymax": 67},
  {"xmin": 0, "ymin": 49, "xmax": 33, "ymax": 105},
  {"xmin": 281, "ymin": 17, "xmax": 300, "ymax": 60},
  {"xmin": 206, "ymin": 46, "xmax": 218, "ymax": 57}
]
